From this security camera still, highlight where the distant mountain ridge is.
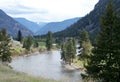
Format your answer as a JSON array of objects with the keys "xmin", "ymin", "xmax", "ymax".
[
  {"xmin": 0, "ymin": 9, "xmax": 32, "ymax": 37},
  {"xmin": 36, "ymin": 17, "xmax": 80, "ymax": 35},
  {"xmin": 14, "ymin": 18, "xmax": 47, "ymax": 33},
  {"xmin": 54, "ymin": 0, "xmax": 120, "ymax": 37}
]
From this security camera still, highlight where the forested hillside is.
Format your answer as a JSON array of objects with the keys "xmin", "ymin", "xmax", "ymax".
[
  {"xmin": 54, "ymin": 0, "xmax": 120, "ymax": 38},
  {"xmin": 0, "ymin": 9, "xmax": 32, "ymax": 37}
]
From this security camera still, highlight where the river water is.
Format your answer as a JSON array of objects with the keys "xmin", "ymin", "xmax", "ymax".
[{"xmin": 9, "ymin": 50, "xmax": 83, "ymax": 82}]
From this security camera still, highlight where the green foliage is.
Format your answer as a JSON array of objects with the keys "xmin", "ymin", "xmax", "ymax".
[
  {"xmin": 78, "ymin": 29, "xmax": 92, "ymax": 64},
  {"xmin": 61, "ymin": 39, "xmax": 76, "ymax": 65},
  {"xmin": 46, "ymin": 31, "xmax": 53, "ymax": 50},
  {"xmin": 0, "ymin": 29, "xmax": 12, "ymax": 62},
  {"xmin": 61, "ymin": 43, "xmax": 66, "ymax": 61},
  {"xmin": 33, "ymin": 41, "xmax": 39, "ymax": 48},
  {"xmin": 85, "ymin": 2, "xmax": 120, "ymax": 82},
  {"xmin": 79, "ymin": 29, "xmax": 90, "ymax": 43},
  {"xmin": 39, "ymin": 42, "xmax": 46, "ymax": 46},
  {"xmin": 23, "ymin": 36, "xmax": 33, "ymax": 51},
  {"xmin": 66, "ymin": 39, "xmax": 75, "ymax": 65},
  {"xmin": 17, "ymin": 30, "xmax": 22, "ymax": 42}
]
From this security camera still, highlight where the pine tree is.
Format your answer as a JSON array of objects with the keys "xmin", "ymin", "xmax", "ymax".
[
  {"xmin": 72, "ymin": 38, "xmax": 76, "ymax": 62},
  {"xmin": 34, "ymin": 41, "xmax": 39, "ymax": 48},
  {"xmin": 61, "ymin": 43, "xmax": 66, "ymax": 62},
  {"xmin": 66, "ymin": 39, "xmax": 75, "ymax": 65},
  {"xmin": 78, "ymin": 29, "xmax": 92, "ymax": 65},
  {"xmin": 79, "ymin": 29, "xmax": 90, "ymax": 43},
  {"xmin": 23, "ymin": 36, "xmax": 33, "ymax": 51},
  {"xmin": 0, "ymin": 29, "xmax": 12, "ymax": 62},
  {"xmin": 61, "ymin": 39, "xmax": 76, "ymax": 65},
  {"xmin": 46, "ymin": 31, "xmax": 53, "ymax": 50},
  {"xmin": 17, "ymin": 30, "xmax": 22, "ymax": 42},
  {"xmin": 85, "ymin": 1, "xmax": 120, "ymax": 82}
]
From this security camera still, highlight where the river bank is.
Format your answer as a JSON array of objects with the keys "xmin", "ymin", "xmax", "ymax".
[
  {"xmin": 9, "ymin": 50, "xmax": 83, "ymax": 82},
  {"xmin": 0, "ymin": 63, "xmax": 59, "ymax": 82},
  {"xmin": 62, "ymin": 63, "xmax": 83, "ymax": 70}
]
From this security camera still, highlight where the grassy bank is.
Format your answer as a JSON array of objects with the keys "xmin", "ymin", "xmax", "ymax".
[
  {"xmin": 73, "ymin": 57, "xmax": 84, "ymax": 69},
  {"xmin": 0, "ymin": 63, "xmax": 58, "ymax": 82},
  {"xmin": 11, "ymin": 41, "xmax": 46, "ymax": 57}
]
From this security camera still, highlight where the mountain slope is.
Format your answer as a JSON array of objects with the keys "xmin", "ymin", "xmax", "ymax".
[
  {"xmin": 36, "ymin": 17, "xmax": 80, "ymax": 35},
  {"xmin": 14, "ymin": 18, "xmax": 46, "ymax": 33},
  {"xmin": 54, "ymin": 0, "xmax": 120, "ymax": 37},
  {"xmin": 0, "ymin": 9, "xmax": 32, "ymax": 37}
]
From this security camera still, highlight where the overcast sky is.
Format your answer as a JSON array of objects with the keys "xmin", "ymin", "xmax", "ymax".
[{"xmin": 0, "ymin": 0, "xmax": 99, "ymax": 22}]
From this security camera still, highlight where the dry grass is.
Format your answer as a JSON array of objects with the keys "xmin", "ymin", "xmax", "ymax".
[{"xmin": 0, "ymin": 63, "xmax": 59, "ymax": 82}]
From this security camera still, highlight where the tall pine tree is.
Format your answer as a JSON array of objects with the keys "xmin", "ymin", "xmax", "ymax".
[
  {"xmin": 85, "ymin": 1, "xmax": 120, "ymax": 82},
  {"xmin": 61, "ymin": 43, "xmax": 67, "ymax": 62},
  {"xmin": 46, "ymin": 31, "xmax": 53, "ymax": 50},
  {"xmin": 61, "ymin": 39, "xmax": 76, "ymax": 65},
  {"xmin": 17, "ymin": 30, "xmax": 22, "ymax": 42},
  {"xmin": 72, "ymin": 38, "xmax": 76, "ymax": 62},
  {"xmin": 78, "ymin": 29, "xmax": 92, "ymax": 65},
  {"xmin": 23, "ymin": 36, "xmax": 33, "ymax": 51}
]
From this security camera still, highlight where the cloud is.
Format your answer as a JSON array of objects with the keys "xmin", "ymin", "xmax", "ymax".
[
  {"xmin": 0, "ymin": 0, "xmax": 99, "ymax": 22},
  {"xmin": 1, "ymin": 2, "xmax": 48, "ymax": 15}
]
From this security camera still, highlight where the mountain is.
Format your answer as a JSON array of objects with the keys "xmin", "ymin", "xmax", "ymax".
[
  {"xmin": 0, "ymin": 9, "xmax": 32, "ymax": 37},
  {"xmin": 54, "ymin": 0, "xmax": 120, "ymax": 38},
  {"xmin": 36, "ymin": 17, "xmax": 80, "ymax": 35},
  {"xmin": 37, "ymin": 22, "xmax": 47, "ymax": 28},
  {"xmin": 14, "ymin": 18, "xmax": 47, "ymax": 33}
]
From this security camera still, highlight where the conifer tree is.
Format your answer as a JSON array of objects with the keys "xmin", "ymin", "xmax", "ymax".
[
  {"xmin": 34, "ymin": 41, "xmax": 39, "ymax": 48},
  {"xmin": 0, "ymin": 29, "xmax": 11, "ymax": 62},
  {"xmin": 72, "ymin": 38, "xmax": 76, "ymax": 62},
  {"xmin": 23, "ymin": 36, "xmax": 33, "ymax": 51},
  {"xmin": 78, "ymin": 29, "xmax": 92, "ymax": 65},
  {"xmin": 85, "ymin": 1, "xmax": 120, "ymax": 82},
  {"xmin": 61, "ymin": 43, "xmax": 66, "ymax": 62},
  {"xmin": 46, "ymin": 31, "xmax": 53, "ymax": 50},
  {"xmin": 79, "ymin": 29, "xmax": 90, "ymax": 43},
  {"xmin": 17, "ymin": 30, "xmax": 22, "ymax": 42},
  {"xmin": 61, "ymin": 39, "xmax": 76, "ymax": 65}
]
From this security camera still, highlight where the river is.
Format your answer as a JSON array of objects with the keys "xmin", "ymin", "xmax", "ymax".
[{"xmin": 9, "ymin": 50, "xmax": 83, "ymax": 82}]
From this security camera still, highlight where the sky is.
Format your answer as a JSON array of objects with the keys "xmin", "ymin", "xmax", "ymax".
[{"xmin": 0, "ymin": 0, "xmax": 99, "ymax": 22}]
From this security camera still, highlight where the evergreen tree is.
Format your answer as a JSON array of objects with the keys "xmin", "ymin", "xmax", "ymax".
[
  {"xmin": 33, "ymin": 41, "xmax": 39, "ymax": 48},
  {"xmin": 17, "ymin": 30, "xmax": 22, "ymax": 42},
  {"xmin": 46, "ymin": 31, "xmax": 53, "ymax": 50},
  {"xmin": 85, "ymin": 2, "xmax": 120, "ymax": 82},
  {"xmin": 0, "ymin": 29, "xmax": 11, "ymax": 62},
  {"xmin": 79, "ymin": 29, "xmax": 90, "ymax": 43},
  {"xmin": 72, "ymin": 38, "xmax": 76, "ymax": 62},
  {"xmin": 61, "ymin": 43, "xmax": 66, "ymax": 62},
  {"xmin": 23, "ymin": 36, "xmax": 33, "ymax": 51},
  {"xmin": 61, "ymin": 39, "xmax": 76, "ymax": 65},
  {"xmin": 66, "ymin": 39, "xmax": 75, "ymax": 65},
  {"xmin": 78, "ymin": 29, "xmax": 92, "ymax": 65}
]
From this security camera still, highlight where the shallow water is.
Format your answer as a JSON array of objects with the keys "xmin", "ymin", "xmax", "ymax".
[{"xmin": 9, "ymin": 50, "xmax": 83, "ymax": 82}]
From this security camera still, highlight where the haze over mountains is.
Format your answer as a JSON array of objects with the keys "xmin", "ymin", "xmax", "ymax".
[
  {"xmin": 14, "ymin": 17, "xmax": 80, "ymax": 35},
  {"xmin": 14, "ymin": 18, "xmax": 47, "ymax": 33},
  {"xmin": 0, "ymin": 9, "xmax": 32, "ymax": 37},
  {"xmin": 0, "ymin": 9, "xmax": 80, "ymax": 37},
  {"xmin": 36, "ymin": 17, "xmax": 80, "ymax": 35}
]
